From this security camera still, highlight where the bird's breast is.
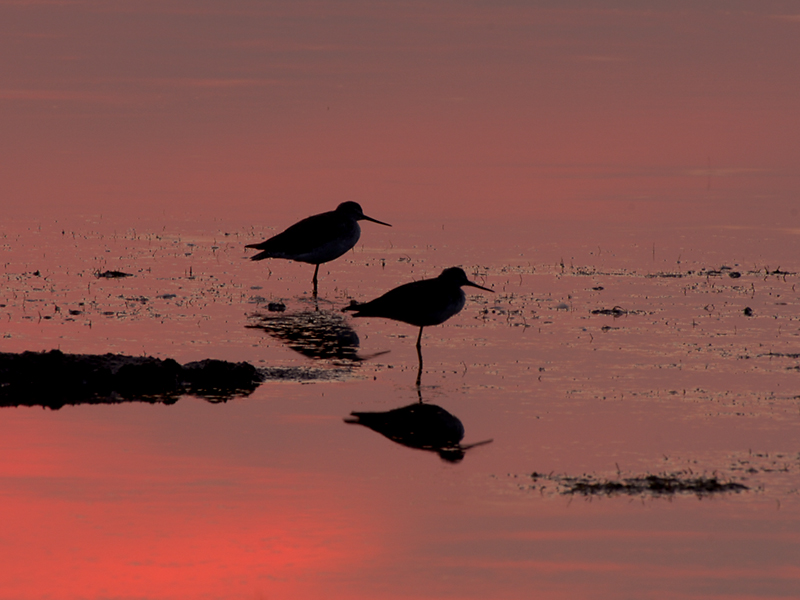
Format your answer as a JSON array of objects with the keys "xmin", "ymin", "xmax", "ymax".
[{"xmin": 423, "ymin": 289, "xmax": 466, "ymax": 326}]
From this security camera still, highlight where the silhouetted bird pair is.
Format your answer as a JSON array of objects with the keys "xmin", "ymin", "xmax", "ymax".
[{"xmin": 246, "ymin": 202, "xmax": 493, "ymax": 354}]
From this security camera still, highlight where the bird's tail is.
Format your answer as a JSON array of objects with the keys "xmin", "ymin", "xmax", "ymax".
[
  {"xmin": 247, "ymin": 249, "xmax": 272, "ymax": 261},
  {"xmin": 341, "ymin": 300, "xmax": 363, "ymax": 314}
]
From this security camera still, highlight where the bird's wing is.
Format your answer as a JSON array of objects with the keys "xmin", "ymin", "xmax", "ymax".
[{"xmin": 347, "ymin": 280, "xmax": 436, "ymax": 324}]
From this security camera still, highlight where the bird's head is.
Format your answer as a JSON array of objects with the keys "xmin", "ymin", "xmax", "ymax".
[
  {"xmin": 439, "ymin": 267, "xmax": 493, "ymax": 292},
  {"xmin": 336, "ymin": 202, "xmax": 391, "ymax": 227}
]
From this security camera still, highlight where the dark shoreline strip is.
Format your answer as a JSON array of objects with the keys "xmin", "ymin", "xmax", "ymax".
[{"xmin": 0, "ymin": 349, "xmax": 262, "ymax": 409}]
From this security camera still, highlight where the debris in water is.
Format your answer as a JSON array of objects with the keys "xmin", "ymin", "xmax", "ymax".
[
  {"xmin": 591, "ymin": 306, "xmax": 628, "ymax": 317},
  {"xmin": 528, "ymin": 471, "xmax": 748, "ymax": 498},
  {"xmin": 95, "ymin": 270, "xmax": 133, "ymax": 279}
]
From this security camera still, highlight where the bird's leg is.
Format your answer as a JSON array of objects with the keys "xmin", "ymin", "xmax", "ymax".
[
  {"xmin": 312, "ymin": 264, "xmax": 319, "ymax": 297},
  {"xmin": 415, "ymin": 327, "xmax": 424, "ymax": 388}
]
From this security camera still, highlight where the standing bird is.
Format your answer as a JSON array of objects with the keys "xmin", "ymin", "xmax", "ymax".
[
  {"xmin": 342, "ymin": 267, "xmax": 493, "ymax": 384},
  {"xmin": 246, "ymin": 202, "xmax": 390, "ymax": 295}
]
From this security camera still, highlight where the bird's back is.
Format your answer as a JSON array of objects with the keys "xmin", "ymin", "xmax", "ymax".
[
  {"xmin": 248, "ymin": 211, "xmax": 361, "ymax": 264},
  {"xmin": 347, "ymin": 278, "xmax": 466, "ymax": 327}
]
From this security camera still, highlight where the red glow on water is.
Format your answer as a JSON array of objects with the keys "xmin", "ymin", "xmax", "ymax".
[{"xmin": 0, "ymin": 410, "xmax": 384, "ymax": 599}]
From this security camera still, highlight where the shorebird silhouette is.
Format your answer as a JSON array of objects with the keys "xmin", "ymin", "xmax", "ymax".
[
  {"xmin": 246, "ymin": 202, "xmax": 390, "ymax": 295},
  {"xmin": 342, "ymin": 267, "xmax": 493, "ymax": 384}
]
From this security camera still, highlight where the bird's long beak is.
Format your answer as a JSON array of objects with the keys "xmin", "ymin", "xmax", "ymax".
[
  {"xmin": 466, "ymin": 280, "xmax": 494, "ymax": 292},
  {"xmin": 362, "ymin": 214, "xmax": 391, "ymax": 227}
]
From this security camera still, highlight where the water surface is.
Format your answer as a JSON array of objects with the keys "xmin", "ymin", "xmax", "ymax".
[
  {"xmin": 1, "ymin": 212, "xmax": 798, "ymax": 599},
  {"xmin": 2, "ymin": 1, "xmax": 800, "ymax": 597}
]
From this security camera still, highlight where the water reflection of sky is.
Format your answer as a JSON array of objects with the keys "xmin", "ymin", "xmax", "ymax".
[
  {"xmin": 2, "ymin": 210, "xmax": 799, "ymax": 598},
  {"xmin": 2, "ymin": 2, "xmax": 800, "ymax": 599}
]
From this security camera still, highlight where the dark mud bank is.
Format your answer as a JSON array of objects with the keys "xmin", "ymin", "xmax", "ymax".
[{"xmin": 0, "ymin": 350, "xmax": 262, "ymax": 408}]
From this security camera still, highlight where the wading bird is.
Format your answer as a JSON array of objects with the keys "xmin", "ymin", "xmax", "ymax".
[
  {"xmin": 342, "ymin": 267, "xmax": 493, "ymax": 384},
  {"xmin": 246, "ymin": 202, "xmax": 390, "ymax": 295}
]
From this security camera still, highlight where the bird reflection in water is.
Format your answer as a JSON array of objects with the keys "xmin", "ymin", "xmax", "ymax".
[
  {"xmin": 345, "ymin": 394, "xmax": 492, "ymax": 463},
  {"xmin": 248, "ymin": 307, "xmax": 364, "ymax": 362}
]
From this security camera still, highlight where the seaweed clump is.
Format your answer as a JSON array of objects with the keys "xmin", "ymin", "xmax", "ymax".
[{"xmin": 530, "ymin": 471, "xmax": 748, "ymax": 498}]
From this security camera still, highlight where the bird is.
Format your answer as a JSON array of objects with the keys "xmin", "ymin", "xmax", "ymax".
[
  {"xmin": 342, "ymin": 267, "xmax": 493, "ymax": 383},
  {"xmin": 245, "ymin": 202, "xmax": 390, "ymax": 295}
]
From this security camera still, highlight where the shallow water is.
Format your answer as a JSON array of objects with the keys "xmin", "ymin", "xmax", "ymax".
[
  {"xmin": 1, "ymin": 211, "xmax": 798, "ymax": 599},
  {"xmin": 3, "ymin": 2, "xmax": 800, "ymax": 596}
]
